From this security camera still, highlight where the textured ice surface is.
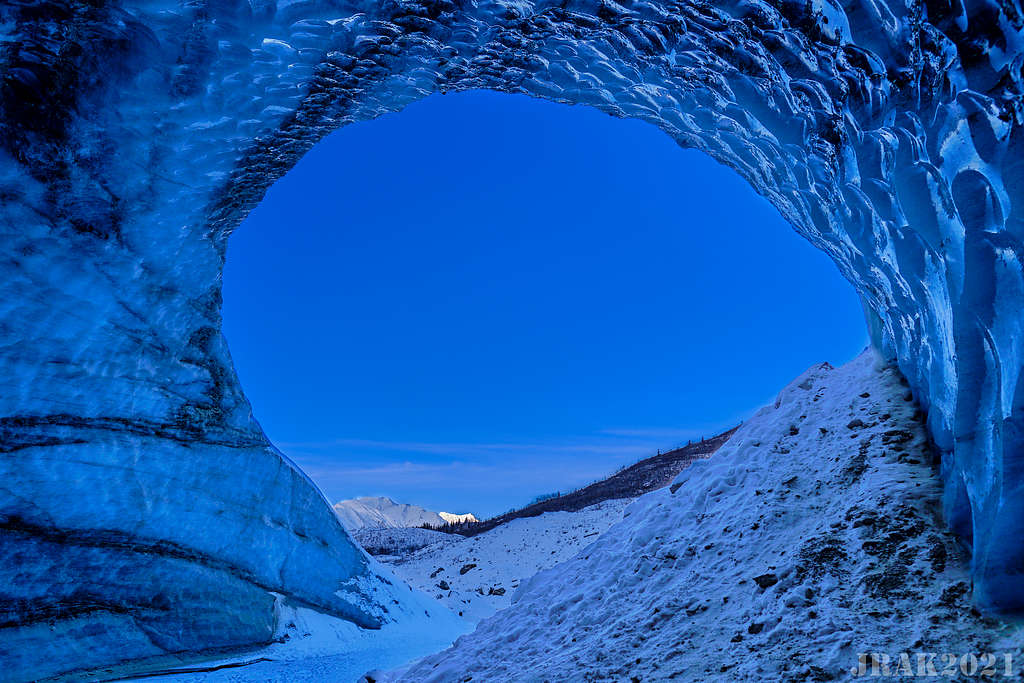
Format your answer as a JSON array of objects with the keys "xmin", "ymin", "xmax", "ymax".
[{"xmin": 1, "ymin": 0, "xmax": 1024, "ymax": 677}]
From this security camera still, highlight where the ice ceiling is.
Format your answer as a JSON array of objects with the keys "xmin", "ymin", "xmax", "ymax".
[{"xmin": 1, "ymin": 0, "xmax": 1022, "ymax": 677}]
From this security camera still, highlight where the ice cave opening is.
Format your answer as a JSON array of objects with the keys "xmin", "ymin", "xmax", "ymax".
[
  {"xmin": 4, "ymin": 0, "xmax": 1024, "ymax": 678},
  {"xmin": 221, "ymin": 89, "xmax": 868, "ymax": 517}
]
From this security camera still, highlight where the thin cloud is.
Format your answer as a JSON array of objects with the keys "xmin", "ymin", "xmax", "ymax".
[
  {"xmin": 276, "ymin": 429, "xmax": 724, "ymax": 512},
  {"xmin": 275, "ymin": 436, "xmax": 665, "ymax": 459},
  {"xmin": 599, "ymin": 427, "xmax": 707, "ymax": 440},
  {"xmin": 301, "ymin": 459, "xmax": 489, "ymax": 479},
  {"xmin": 298, "ymin": 456, "xmax": 623, "ymax": 508}
]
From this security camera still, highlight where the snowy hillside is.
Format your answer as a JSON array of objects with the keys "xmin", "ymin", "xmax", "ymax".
[
  {"xmin": 382, "ymin": 499, "xmax": 631, "ymax": 623},
  {"xmin": 333, "ymin": 496, "xmax": 476, "ymax": 531},
  {"xmin": 457, "ymin": 428, "xmax": 734, "ymax": 537},
  {"xmin": 354, "ymin": 527, "xmax": 459, "ymax": 558},
  {"xmin": 387, "ymin": 351, "xmax": 1024, "ymax": 681}
]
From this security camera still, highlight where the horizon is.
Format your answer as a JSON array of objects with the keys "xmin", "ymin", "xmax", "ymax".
[
  {"xmin": 224, "ymin": 90, "xmax": 868, "ymax": 518},
  {"xmin": 330, "ymin": 428, "xmax": 737, "ymax": 518}
]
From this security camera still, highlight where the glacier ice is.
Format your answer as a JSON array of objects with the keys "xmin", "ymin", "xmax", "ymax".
[{"xmin": 1, "ymin": 0, "xmax": 1024, "ymax": 677}]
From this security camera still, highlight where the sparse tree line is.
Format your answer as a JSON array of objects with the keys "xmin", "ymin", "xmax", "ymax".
[{"xmin": 419, "ymin": 428, "xmax": 738, "ymax": 538}]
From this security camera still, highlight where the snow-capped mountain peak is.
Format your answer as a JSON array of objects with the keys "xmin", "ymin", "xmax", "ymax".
[
  {"xmin": 438, "ymin": 512, "xmax": 479, "ymax": 525},
  {"xmin": 333, "ymin": 496, "xmax": 476, "ymax": 531}
]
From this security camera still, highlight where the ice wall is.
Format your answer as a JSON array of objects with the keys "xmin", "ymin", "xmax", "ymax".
[{"xmin": 0, "ymin": 0, "xmax": 1022, "ymax": 675}]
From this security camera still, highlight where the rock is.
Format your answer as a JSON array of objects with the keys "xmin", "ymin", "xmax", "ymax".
[
  {"xmin": 460, "ymin": 563, "xmax": 477, "ymax": 575},
  {"xmin": 753, "ymin": 573, "xmax": 779, "ymax": 589}
]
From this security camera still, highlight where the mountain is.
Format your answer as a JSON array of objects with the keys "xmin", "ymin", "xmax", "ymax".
[
  {"xmin": 332, "ymin": 496, "xmax": 476, "ymax": 531},
  {"xmin": 438, "ymin": 512, "xmax": 479, "ymax": 525}
]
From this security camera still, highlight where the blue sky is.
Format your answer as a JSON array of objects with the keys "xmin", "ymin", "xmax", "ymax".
[{"xmin": 223, "ymin": 90, "xmax": 867, "ymax": 518}]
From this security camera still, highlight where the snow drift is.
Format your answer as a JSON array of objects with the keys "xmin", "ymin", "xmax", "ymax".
[{"xmin": 3, "ymin": 0, "xmax": 1024, "ymax": 676}]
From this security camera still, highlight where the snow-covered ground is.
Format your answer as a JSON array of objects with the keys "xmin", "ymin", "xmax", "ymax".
[
  {"xmin": 119, "ymin": 564, "xmax": 470, "ymax": 683},
  {"xmin": 387, "ymin": 350, "xmax": 1024, "ymax": 681},
  {"xmin": 381, "ymin": 499, "xmax": 631, "ymax": 623}
]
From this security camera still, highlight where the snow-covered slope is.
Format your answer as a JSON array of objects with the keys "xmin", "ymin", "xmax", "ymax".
[
  {"xmin": 382, "ymin": 499, "xmax": 630, "ymax": 623},
  {"xmin": 388, "ymin": 351, "xmax": 1024, "ymax": 682},
  {"xmin": 458, "ymin": 429, "xmax": 734, "ymax": 537},
  {"xmin": 354, "ymin": 527, "xmax": 460, "ymax": 558},
  {"xmin": 333, "ymin": 497, "xmax": 476, "ymax": 531}
]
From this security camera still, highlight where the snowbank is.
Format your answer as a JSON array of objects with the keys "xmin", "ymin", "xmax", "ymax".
[{"xmin": 127, "ymin": 563, "xmax": 470, "ymax": 682}]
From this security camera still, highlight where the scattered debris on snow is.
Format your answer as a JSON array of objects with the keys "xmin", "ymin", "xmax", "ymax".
[{"xmin": 381, "ymin": 499, "xmax": 631, "ymax": 623}]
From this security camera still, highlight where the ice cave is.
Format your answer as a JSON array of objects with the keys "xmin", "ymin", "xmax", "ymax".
[{"xmin": 1, "ymin": 0, "xmax": 1023, "ymax": 679}]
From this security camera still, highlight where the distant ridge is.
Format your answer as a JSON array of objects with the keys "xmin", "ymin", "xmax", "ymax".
[
  {"xmin": 447, "ymin": 426, "xmax": 739, "ymax": 537},
  {"xmin": 333, "ymin": 496, "xmax": 477, "ymax": 531},
  {"xmin": 438, "ymin": 511, "xmax": 478, "ymax": 524}
]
